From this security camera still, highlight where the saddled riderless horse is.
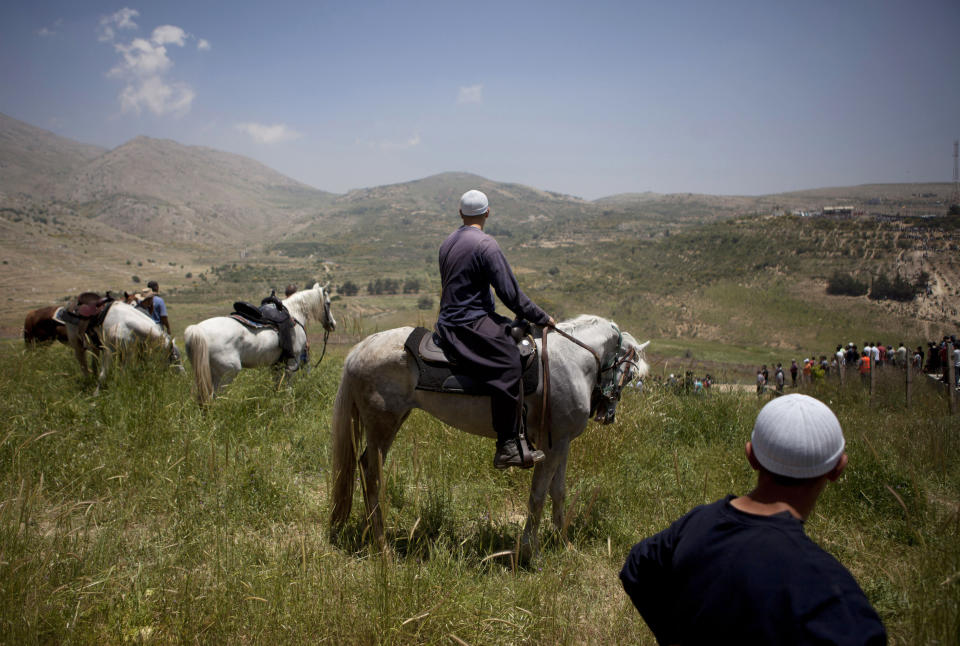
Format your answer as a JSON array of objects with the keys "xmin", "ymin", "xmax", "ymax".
[
  {"xmin": 59, "ymin": 296, "xmax": 183, "ymax": 388},
  {"xmin": 183, "ymin": 282, "xmax": 336, "ymax": 404},
  {"xmin": 330, "ymin": 314, "xmax": 649, "ymax": 559}
]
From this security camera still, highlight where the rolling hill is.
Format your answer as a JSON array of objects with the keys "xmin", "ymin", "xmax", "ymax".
[
  {"xmin": 0, "ymin": 113, "xmax": 106, "ymax": 195},
  {"xmin": 1, "ymin": 112, "xmax": 957, "ymax": 367}
]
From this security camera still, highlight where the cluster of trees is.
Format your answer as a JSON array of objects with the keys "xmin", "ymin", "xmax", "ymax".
[
  {"xmin": 826, "ymin": 272, "xmax": 868, "ymax": 297},
  {"xmin": 338, "ymin": 278, "xmax": 428, "ymax": 296},
  {"xmin": 826, "ymin": 270, "xmax": 929, "ymax": 302},
  {"xmin": 363, "ymin": 277, "xmax": 423, "ymax": 295}
]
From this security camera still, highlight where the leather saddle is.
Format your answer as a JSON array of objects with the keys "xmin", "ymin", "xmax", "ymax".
[
  {"xmin": 231, "ymin": 293, "xmax": 297, "ymax": 362},
  {"xmin": 54, "ymin": 293, "xmax": 115, "ymax": 349},
  {"xmin": 404, "ymin": 325, "xmax": 540, "ymax": 396}
]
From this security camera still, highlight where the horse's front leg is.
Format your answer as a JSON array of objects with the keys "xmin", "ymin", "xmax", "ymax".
[
  {"xmin": 66, "ymin": 326, "xmax": 90, "ymax": 376},
  {"xmin": 521, "ymin": 449, "xmax": 563, "ymax": 561},
  {"xmin": 95, "ymin": 347, "xmax": 113, "ymax": 394},
  {"xmin": 168, "ymin": 341, "xmax": 185, "ymax": 373},
  {"xmin": 549, "ymin": 441, "xmax": 571, "ymax": 532}
]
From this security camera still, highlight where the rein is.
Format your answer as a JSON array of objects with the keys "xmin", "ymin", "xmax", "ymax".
[
  {"xmin": 312, "ymin": 292, "xmax": 333, "ymax": 368},
  {"xmin": 313, "ymin": 328, "xmax": 331, "ymax": 368},
  {"xmin": 539, "ymin": 324, "xmax": 620, "ymax": 450}
]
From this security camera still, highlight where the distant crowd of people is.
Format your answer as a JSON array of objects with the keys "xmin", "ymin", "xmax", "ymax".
[{"xmin": 756, "ymin": 336, "xmax": 960, "ymax": 395}]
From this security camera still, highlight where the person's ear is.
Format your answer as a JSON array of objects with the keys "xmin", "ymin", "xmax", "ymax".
[
  {"xmin": 826, "ymin": 453, "xmax": 848, "ymax": 482},
  {"xmin": 745, "ymin": 441, "xmax": 761, "ymax": 471}
]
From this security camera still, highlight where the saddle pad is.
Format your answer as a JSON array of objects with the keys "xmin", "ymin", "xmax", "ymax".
[
  {"xmin": 229, "ymin": 313, "xmax": 270, "ymax": 329},
  {"xmin": 403, "ymin": 327, "xmax": 539, "ymax": 396},
  {"xmin": 55, "ymin": 302, "xmax": 113, "ymax": 327}
]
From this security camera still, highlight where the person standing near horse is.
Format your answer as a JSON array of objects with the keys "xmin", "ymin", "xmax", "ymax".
[
  {"xmin": 140, "ymin": 281, "xmax": 171, "ymax": 335},
  {"xmin": 436, "ymin": 189, "xmax": 556, "ymax": 470},
  {"xmin": 620, "ymin": 394, "xmax": 887, "ymax": 645}
]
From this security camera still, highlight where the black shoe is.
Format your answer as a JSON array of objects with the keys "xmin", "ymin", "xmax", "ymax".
[{"xmin": 494, "ymin": 437, "xmax": 545, "ymax": 469}]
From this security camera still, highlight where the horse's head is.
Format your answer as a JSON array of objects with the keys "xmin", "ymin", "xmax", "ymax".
[
  {"xmin": 593, "ymin": 331, "xmax": 650, "ymax": 425},
  {"xmin": 301, "ymin": 282, "xmax": 336, "ymax": 332},
  {"xmin": 316, "ymin": 282, "xmax": 336, "ymax": 332}
]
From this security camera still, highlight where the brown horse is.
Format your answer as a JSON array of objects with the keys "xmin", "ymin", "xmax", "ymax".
[{"xmin": 23, "ymin": 305, "xmax": 68, "ymax": 346}]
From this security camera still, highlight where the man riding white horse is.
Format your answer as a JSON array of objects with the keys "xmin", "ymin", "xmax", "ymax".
[{"xmin": 435, "ymin": 189, "xmax": 556, "ymax": 470}]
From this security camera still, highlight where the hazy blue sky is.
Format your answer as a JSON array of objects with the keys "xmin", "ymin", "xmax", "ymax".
[{"xmin": 2, "ymin": 1, "xmax": 958, "ymax": 199}]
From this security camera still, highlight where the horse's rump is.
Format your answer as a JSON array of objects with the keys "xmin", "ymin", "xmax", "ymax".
[{"xmin": 24, "ymin": 305, "xmax": 68, "ymax": 345}]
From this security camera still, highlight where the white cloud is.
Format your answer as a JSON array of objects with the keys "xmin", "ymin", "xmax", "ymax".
[
  {"xmin": 102, "ymin": 13, "xmax": 206, "ymax": 117},
  {"xmin": 110, "ymin": 37, "xmax": 174, "ymax": 78},
  {"xmin": 98, "ymin": 7, "xmax": 139, "ymax": 42},
  {"xmin": 197, "ymin": 38, "xmax": 211, "ymax": 51},
  {"xmin": 457, "ymin": 84, "xmax": 483, "ymax": 104},
  {"xmin": 119, "ymin": 77, "xmax": 195, "ymax": 117},
  {"xmin": 236, "ymin": 122, "xmax": 303, "ymax": 144},
  {"xmin": 151, "ymin": 25, "xmax": 187, "ymax": 46}
]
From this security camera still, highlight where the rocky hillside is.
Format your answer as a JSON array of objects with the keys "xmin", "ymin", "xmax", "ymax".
[
  {"xmin": 0, "ymin": 113, "xmax": 334, "ymax": 245},
  {"xmin": 0, "ymin": 113, "xmax": 105, "ymax": 195}
]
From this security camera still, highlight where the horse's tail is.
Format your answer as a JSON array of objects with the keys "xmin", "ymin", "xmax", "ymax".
[
  {"xmin": 184, "ymin": 324, "xmax": 213, "ymax": 405},
  {"xmin": 330, "ymin": 363, "xmax": 361, "ymax": 534}
]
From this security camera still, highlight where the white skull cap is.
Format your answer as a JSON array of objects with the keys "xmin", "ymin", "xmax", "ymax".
[
  {"xmin": 751, "ymin": 394, "xmax": 845, "ymax": 479},
  {"xmin": 460, "ymin": 189, "xmax": 489, "ymax": 217}
]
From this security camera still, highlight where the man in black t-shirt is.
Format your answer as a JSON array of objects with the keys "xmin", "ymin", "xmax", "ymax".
[{"xmin": 620, "ymin": 394, "xmax": 886, "ymax": 645}]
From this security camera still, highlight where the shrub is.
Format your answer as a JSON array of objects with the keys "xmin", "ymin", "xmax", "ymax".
[
  {"xmin": 869, "ymin": 273, "xmax": 916, "ymax": 302},
  {"xmin": 826, "ymin": 271, "xmax": 867, "ymax": 296}
]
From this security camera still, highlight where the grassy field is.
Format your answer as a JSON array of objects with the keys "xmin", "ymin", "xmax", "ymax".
[{"xmin": 0, "ymin": 340, "xmax": 957, "ymax": 644}]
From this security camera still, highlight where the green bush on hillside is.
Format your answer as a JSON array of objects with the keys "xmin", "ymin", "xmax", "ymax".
[
  {"xmin": 869, "ymin": 273, "xmax": 916, "ymax": 302},
  {"xmin": 827, "ymin": 271, "xmax": 868, "ymax": 296}
]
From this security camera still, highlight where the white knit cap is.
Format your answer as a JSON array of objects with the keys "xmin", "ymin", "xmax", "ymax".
[
  {"xmin": 751, "ymin": 394, "xmax": 845, "ymax": 478},
  {"xmin": 459, "ymin": 189, "xmax": 489, "ymax": 216}
]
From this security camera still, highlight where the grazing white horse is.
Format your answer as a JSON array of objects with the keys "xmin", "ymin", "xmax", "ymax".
[
  {"xmin": 330, "ymin": 314, "xmax": 649, "ymax": 558},
  {"xmin": 183, "ymin": 283, "xmax": 336, "ymax": 404},
  {"xmin": 62, "ymin": 301, "xmax": 183, "ymax": 387}
]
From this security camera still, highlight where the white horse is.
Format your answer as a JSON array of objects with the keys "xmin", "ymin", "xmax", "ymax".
[
  {"xmin": 62, "ymin": 300, "xmax": 183, "ymax": 387},
  {"xmin": 330, "ymin": 314, "xmax": 649, "ymax": 559},
  {"xmin": 184, "ymin": 283, "xmax": 336, "ymax": 404}
]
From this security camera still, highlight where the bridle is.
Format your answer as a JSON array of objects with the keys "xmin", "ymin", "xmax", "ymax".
[
  {"xmin": 538, "ymin": 323, "xmax": 640, "ymax": 449},
  {"xmin": 312, "ymin": 288, "xmax": 334, "ymax": 368}
]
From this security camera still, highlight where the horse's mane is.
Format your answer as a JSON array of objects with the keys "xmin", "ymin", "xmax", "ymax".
[
  {"xmin": 557, "ymin": 314, "xmax": 613, "ymax": 334},
  {"xmin": 283, "ymin": 284, "xmax": 324, "ymax": 324}
]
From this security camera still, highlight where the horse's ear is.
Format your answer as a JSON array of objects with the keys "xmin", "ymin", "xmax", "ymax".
[
  {"xmin": 639, "ymin": 341, "xmax": 650, "ymax": 351},
  {"xmin": 322, "ymin": 281, "xmax": 330, "ymax": 291}
]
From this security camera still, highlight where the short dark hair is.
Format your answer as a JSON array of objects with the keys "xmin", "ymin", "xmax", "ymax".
[{"xmin": 147, "ymin": 280, "xmax": 159, "ymax": 290}]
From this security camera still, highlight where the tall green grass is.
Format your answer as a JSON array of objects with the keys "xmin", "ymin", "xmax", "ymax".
[{"xmin": 0, "ymin": 342, "xmax": 957, "ymax": 643}]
